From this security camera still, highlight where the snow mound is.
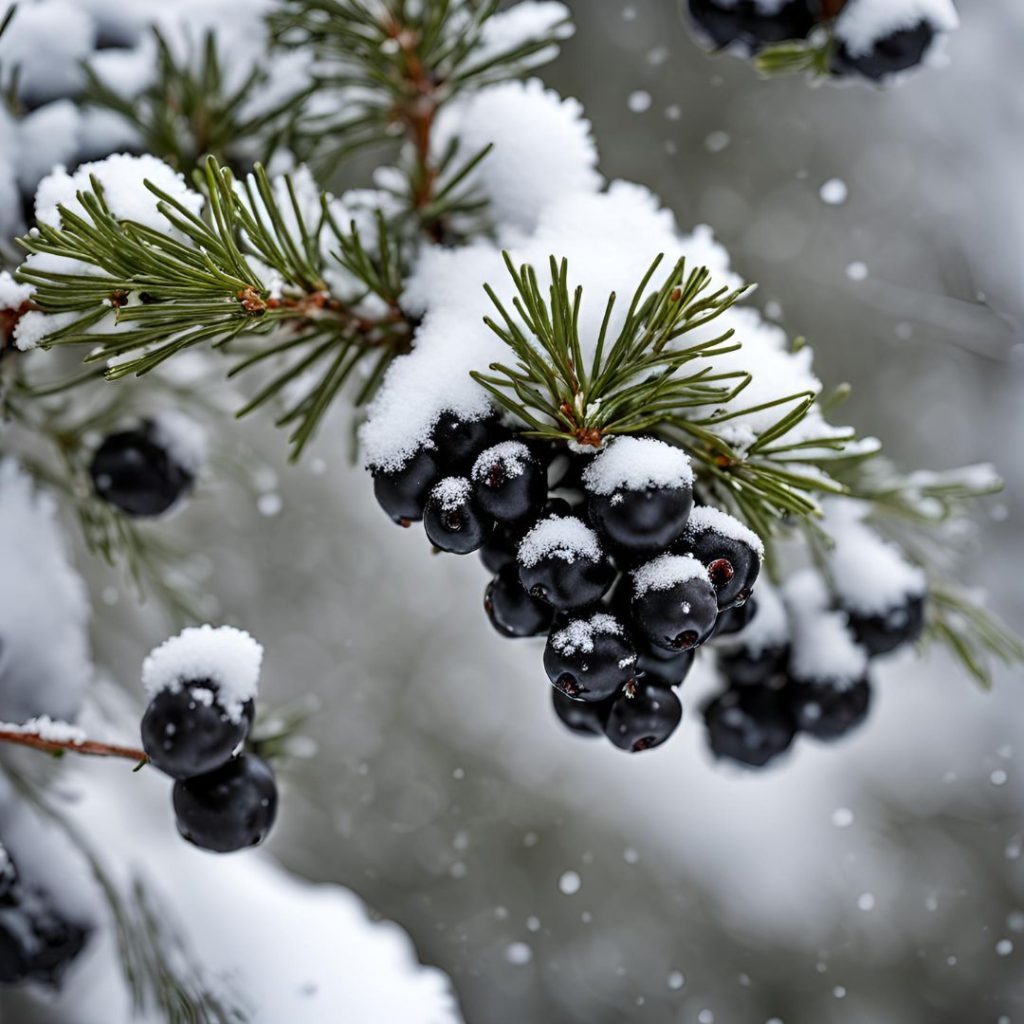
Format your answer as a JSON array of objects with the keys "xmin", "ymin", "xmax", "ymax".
[
  {"xmin": 550, "ymin": 613, "xmax": 626, "ymax": 656},
  {"xmin": 518, "ymin": 515, "xmax": 602, "ymax": 567},
  {"xmin": 685, "ymin": 506, "xmax": 765, "ymax": 559},
  {"xmin": 632, "ymin": 554, "xmax": 710, "ymax": 597},
  {"xmin": 582, "ymin": 436, "xmax": 694, "ymax": 495}
]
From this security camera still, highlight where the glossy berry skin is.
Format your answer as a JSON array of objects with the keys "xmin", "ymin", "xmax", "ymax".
[
  {"xmin": 704, "ymin": 684, "xmax": 796, "ymax": 768},
  {"xmin": 605, "ymin": 682, "xmax": 683, "ymax": 753},
  {"xmin": 631, "ymin": 576, "xmax": 719, "ymax": 652},
  {"xmin": 587, "ymin": 484, "xmax": 693, "ymax": 555},
  {"xmin": 680, "ymin": 529, "xmax": 760, "ymax": 611},
  {"xmin": 423, "ymin": 478, "xmax": 489, "ymax": 555},
  {"xmin": 472, "ymin": 443, "xmax": 547, "ymax": 523},
  {"xmin": 519, "ymin": 552, "xmax": 615, "ymax": 612},
  {"xmin": 832, "ymin": 21, "xmax": 935, "ymax": 81},
  {"xmin": 89, "ymin": 429, "xmax": 192, "ymax": 518},
  {"xmin": 551, "ymin": 689, "xmax": 614, "ymax": 738},
  {"xmin": 543, "ymin": 618, "xmax": 637, "ymax": 702},
  {"xmin": 173, "ymin": 754, "xmax": 278, "ymax": 854},
  {"xmin": 845, "ymin": 593, "xmax": 925, "ymax": 658},
  {"xmin": 712, "ymin": 595, "xmax": 759, "ymax": 639},
  {"xmin": 484, "ymin": 566, "xmax": 554, "ymax": 638},
  {"xmin": 787, "ymin": 676, "xmax": 872, "ymax": 741},
  {"xmin": 636, "ymin": 642, "xmax": 695, "ymax": 688},
  {"xmin": 688, "ymin": 0, "xmax": 816, "ymax": 53},
  {"xmin": 141, "ymin": 682, "xmax": 252, "ymax": 780},
  {"xmin": 718, "ymin": 642, "xmax": 789, "ymax": 687},
  {"xmin": 372, "ymin": 448, "xmax": 440, "ymax": 525},
  {"xmin": 432, "ymin": 413, "xmax": 507, "ymax": 473}
]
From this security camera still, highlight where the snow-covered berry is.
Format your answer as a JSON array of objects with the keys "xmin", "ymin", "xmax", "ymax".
[
  {"xmin": 582, "ymin": 436, "xmax": 694, "ymax": 554},
  {"xmin": 704, "ymin": 684, "xmax": 796, "ymax": 768},
  {"xmin": 687, "ymin": 0, "xmax": 816, "ymax": 53},
  {"xmin": 679, "ymin": 506, "xmax": 763, "ymax": 610},
  {"xmin": 172, "ymin": 754, "xmax": 278, "ymax": 854},
  {"xmin": 518, "ymin": 515, "xmax": 615, "ymax": 610},
  {"xmin": 431, "ymin": 411, "xmax": 507, "ymax": 473},
  {"xmin": 471, "ymin": 440, "xmax": 546, "ymax": 523},
  {"xmin": 371, "ymin": 447, "xmax": 441, "ymax": 525},
  {"xmin": 423, "ymin": 476, "xmax": 489, "ymax": 554},
  {"xmin": 484, "ymin": 565, "xmax": 554, "ymax": 638},
  {"xmin": 631, "ymin": 554, "xmax": 719, "ymax": 651},
  {"xmin": 787, "ymin": 675, "xmax": 872, "ymax": 740},
  {"xmin": 543, "ymin": 613, "xmax": 637, "ymax": 701},
  {"xmin": 604, "ymin": 682, "xmax": 683, "ymax": 753},
  {"xmin": 89, "ymin": 424, "xmax": 194, "ymax": 518},
  {"xmin": 846, "ymin": 593, "xmax": 925, "ymax": 657}
]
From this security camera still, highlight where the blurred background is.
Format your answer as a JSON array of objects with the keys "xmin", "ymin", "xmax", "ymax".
[{"xmin": 7, "ymin": 1, "xmax": 1024, "ymax": 1021}]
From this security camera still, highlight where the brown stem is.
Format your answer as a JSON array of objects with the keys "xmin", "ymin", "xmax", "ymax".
[{"xmin": 0, "ymin": 728, "xmax": 148, "ymax": 764}]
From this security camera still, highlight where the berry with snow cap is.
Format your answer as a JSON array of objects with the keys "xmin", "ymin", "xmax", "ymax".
[
  {"xmin": 679, "ymin": 505, "xmax": 763, "ymax": 610},
  {"xmin": 582, "ymin": 436, "xmax": 694, "ymax": 554},
  {"xmin": 172, "ymin": 753, "xmax": 278, "ymax": 854},
  {"xmin": 371, "ymin": 447, "xmax": 441, "ymax": 525},
  {"xmin": 431, "ymin": 411, "xmax": 507, "ymax": 473},
  {"xmin": 543, "ymin": 613, "xmax": 637, "ymax": 702},
  {"xmin": 472, "ymin": 441, "xmax": 547, "ymax": 523},
  {"xmin": 551, "ymin": 688, "xmax": 614, "ymax": 738},
  {"xmin": 604, "ymin": 681, "xmax": 683, "ymax": 753},
  {"xmin": 89, "ymin": 423, "xmax": 194, "ymax": 518},
  {"xmin": 787, "ymin": 675, "xmax": 872, "ymax": 740},
  {"xmin": 704, "ymin": 683, "xmax": 796, "ymax": 768},
  {"xmin": 631, "ymin": 554, "xmax": 719, "ymax": 652},
  {"xmin": 423, "ymin": 477, "xmax": 489, "ymax": 554},
  {"xmin": 484, "ymin": 565, "xmax": 554, "ymax": 638},
  {"xmin": 846, "ymin": 592, "xmax": 926, "ymax": 657},
  {"xmin": 517, "ymin": 515, "xmax": 615, "ymax": 611}
]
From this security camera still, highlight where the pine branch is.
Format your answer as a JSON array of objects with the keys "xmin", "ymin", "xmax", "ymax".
[
  {"xmin": 15, "ymin": 158, "xmax": 416, "ymax": 458},
  {"xmin": 81, "ymin": 27, "xmax": 312, "ymax": 177}
]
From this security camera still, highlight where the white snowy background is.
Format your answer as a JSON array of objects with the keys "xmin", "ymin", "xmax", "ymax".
[{"xmin": 2, "ymin": 1, "xmax": 1023, "ymax": 1023}]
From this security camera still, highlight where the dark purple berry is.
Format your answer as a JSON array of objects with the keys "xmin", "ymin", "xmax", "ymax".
[
  {"xmin": 141, "ymin": 681, "xmax": 251, "ymax": 780},
  {"xmin": 172, "ymin": 754, "xmax": 278, "ymax": 854},
  {"xmin": 636, "ymin": 642, "xmax": 696, "ymax": 687},
  {"xmin": 471, "ymin": 441, "xmax": 547, "ymax": 522},
  {"xmin": 372, "ymin": 447, "xmax": 441, "ymax": 525},
  {"xmin": 704, "ymin": 684, "xmax": 796, "ymax": 768},
  {"xmin": 688, "ymin": 0, "xmax": 816, "ymax": 52},
  {"xmin": 582, "ymin": 437, "xmax": 694, "ymax": 553},
  {"xmin": 712, "ymin": 594, "xmax": 759, "ymax": 639},
  {"xmin": 718, "ymin": 641, "xmax": 789, "ymax": 687},
  {"xmin": 551, "ymin": 688, "xmax": 614, "ymax": 738},
  {"xmin": 432, "ymin": 411, "xmax": 507, "ymax": 472},
  {"xmin": 631, "ymin": 555, "xmax": 719, "ymax": 651},
  {"xmin": 423, "ymin": 477, "xmax": 489, "ymax": 554},
  {"xmin": 544, "ymin": 613, "xmax": 637, "ymax": 702},
  {"xmin": 518, "ymin": 516, "xmax": 615, "ymax": 611},
  {"xmin": 484, "ymin": 565, "xmax": 554, "ymax": 638},
  {"xmin": 89, "ymin": 427, "xmax": 192, "ymax": 517},
  {"xmin": 679, "ymin": 507, "xmax": 762, "ymax": 610},
  {"xmin": 832, "ymin": 19, "xmax": 936, "ymax": 81},
  {"xmin": 844, "ymin": 593, "xmax": 925, "ymax": 657},
  {"xmin": 787, "ymin": 676, "xmax": 872, "ymax": 741},
  {"xmin": 605, "ymin": 682, "xmax": 683, "ymax": 753}
]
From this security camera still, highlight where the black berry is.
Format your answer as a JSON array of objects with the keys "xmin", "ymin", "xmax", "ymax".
[
  {"xmin": 704, "ymin": 684, "xmax": 796, "ymax": 768},
  {"xmin": 432, "ymin": 411, "xmax": 506, "ymax": 472},
  {"xmin": 423, "ymin": 477, "xmax": 489, "ymax": 554},
  {"xmin": 141, "ymin": 681, "xmax": 251, "ymax": 780},
  {"xmin": 845, "ymin": 593, "xmax": 925, "ymax": 657},
  {"xmin": 172, "ymin": 754, "xmax": 278, "ymax": 853},
  {"xmin": 518, "ymin": 515, "xmax": 615, "ymax": 611},
  {"xmin": 679, "ymin": 507, "xmax": 762, "ymax": 610},
  {"xmin": 472, "ymin": 441, "xmax": 547, "ymax": 522},
  {"xmin": 543, "ymin": 613, "xmax": 637, "ymax": 701},
  {"xmin": 372, "ymin": 447, "xmax": 441, "ymax": 525},
  {"xmin": 832, "ymin": 20, "xmax": 936, "ymax": 81},
  {"xmin": 631, "ymin": 554, "xmax": 719, "ymax": 651},
  {"xmin": 718, "ymin": 641, "xmax": 789, "ymax": 687},
  {"xmin": 787, "ymin": 676, "xmax": 872, "ymax": 741},
  {"xmin": 635, "ymin": 641, "xmax": 696, "ymax": 688},
  {"xmin": 551, "ymin": 688, "xmax": 613, "ymax": 738},
  {"xmin": 605, "ymin": 682, "xmax": 683, "ymax": 753},
  {"xmin": 712, "ymin": 594, "xmax": 759, "ymax": 639},
  {"xmin": 688, "ymin": 0, "xmax": 816, "ymax": 52},
  {"xmin": 484, "ymin": 565, "xmax": 554, "ymax": 638},
  {"xmin": 89, "ymin": 427, "xmax": 192, "ymax": 518}
]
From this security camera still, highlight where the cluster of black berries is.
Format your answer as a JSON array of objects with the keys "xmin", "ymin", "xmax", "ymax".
[
  {"xmin": 89, "ymin": 420, "xmax": 195, "ymax": 518},
  {"xmin": 687, "ymin": 0, "xmax": 950, "ymax": 81},
  {"xmin": 142, "ymin": 678, "xmax": 277, "ymax": 854},
  {"xmin": 704, "ymin": 577, "xmax": 925, "ymax": 768},
  {"xmin": 373, "ymin": 424, "xmax": 765, "ymax": 754},
  {"xmin": 0, "ymin": 842, "xmax": 87, "ymax": 987}
]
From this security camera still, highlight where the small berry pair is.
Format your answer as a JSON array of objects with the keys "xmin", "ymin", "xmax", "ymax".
[{"xmin": 140, "ymin": 626, "xmax": 277, "ymax": 854}]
